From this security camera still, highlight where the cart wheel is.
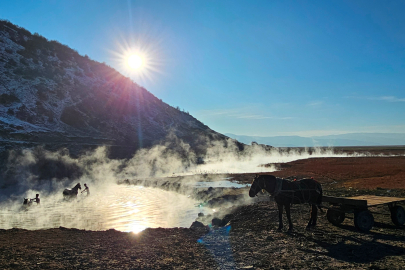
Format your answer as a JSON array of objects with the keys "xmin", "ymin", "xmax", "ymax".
[
  {"xmin": 326, "ymin": 209, "xmax": 345, "ymax": 226},
  {"xmin": 354, "ymin": 210, "xmax": 374, "ymax": 232},
  {"xmin": 391, "ymin": 206, "xmax": 405, "ymax": 226}
]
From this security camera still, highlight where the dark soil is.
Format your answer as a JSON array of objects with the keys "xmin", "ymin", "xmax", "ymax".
[{"xmin": 1, "ymin": 150, "xmax": 405, "ymax": 269}]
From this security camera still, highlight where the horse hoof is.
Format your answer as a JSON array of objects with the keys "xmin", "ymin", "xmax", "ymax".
[
  {"xmin": 305, "ymin": 226, "xmax": 312, "ymax": 231},
  {"xmin": 277, "ymin": 228, "xmax": 283, "ymax": 232}
]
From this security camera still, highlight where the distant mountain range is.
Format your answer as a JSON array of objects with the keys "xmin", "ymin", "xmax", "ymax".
[
  {"xmin": 0, "ymin": 20, "xmax": 240, "ymax": 159},
  {"xmin": 225, "ymin": 133, "xmax": 405, "ymax": 147}
]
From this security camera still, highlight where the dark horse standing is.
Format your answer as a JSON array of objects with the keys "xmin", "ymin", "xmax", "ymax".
[
  {"xmin": 249, "ymin": 175, "xmax": 322, "ymax": 231},
  {"xmin": 63, "ymin": 183, "xmax": 81, "ymax": 200}
]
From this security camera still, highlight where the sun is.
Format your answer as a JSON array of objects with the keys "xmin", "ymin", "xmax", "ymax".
[
  {"xmin": 109, "ymin": 35, "xmax": 165, "ymax": 84},
  {"xmin": 127, "ymin": 54, "xmax": 144, "ymax": 70}
]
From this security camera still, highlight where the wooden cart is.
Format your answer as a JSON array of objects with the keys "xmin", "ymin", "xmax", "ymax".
[{"xmin": 322, "ymin": 195, "xmax": 405, "ymax": 232}]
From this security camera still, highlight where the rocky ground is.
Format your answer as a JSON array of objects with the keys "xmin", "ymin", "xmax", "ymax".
[{"xmin": 1, "ymin": 148, "xmax": 405, "ymax": 269}]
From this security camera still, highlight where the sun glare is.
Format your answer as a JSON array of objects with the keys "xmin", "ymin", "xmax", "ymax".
[
  {"xmin": 109, "ymin": 34, "xmax": 165, "ymax": 85},
  {"xmin": 127, "ymin": 54, "xmax": 144, "ymax": 70}
]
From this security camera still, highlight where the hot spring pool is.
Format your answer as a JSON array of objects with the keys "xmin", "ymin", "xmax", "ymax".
[{"xmin": 0, "ymin": 185, "xmax": 208, "ymax": 233}]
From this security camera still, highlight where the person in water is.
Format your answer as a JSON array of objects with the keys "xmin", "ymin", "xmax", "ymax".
[
  {"xmin": 81, "ymin": 183, "xmax": 90, "ymax": 196},
  {"xmin": 32, "ymin": 194, "xmax": 40, "ymax": 204}
]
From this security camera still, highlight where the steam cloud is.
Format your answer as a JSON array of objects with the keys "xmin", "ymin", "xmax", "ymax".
[
  {"xmin": 0, "ymin": 136, "xmax": 391, "ymax": 231},
  {"xmin": 0, "ymin": 136, "xmax": 383, "ymax": 201}
]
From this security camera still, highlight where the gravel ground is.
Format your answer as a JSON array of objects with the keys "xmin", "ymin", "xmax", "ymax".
[{"xmin": 1, "ymin": 154, "xmax": 405, "ymax": 269}]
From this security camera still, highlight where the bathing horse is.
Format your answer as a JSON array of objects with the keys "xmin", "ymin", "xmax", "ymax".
[
  {"xmin": 63, "ymin": 183, "xmax": 81, "ymax": 200},
  {"xmin": 23, "ymin": 198, "xmax": 33, "ymax": 206},
  {"xmin": 249, "ymin": 174, "xmax": 322, "ymax": 231}
]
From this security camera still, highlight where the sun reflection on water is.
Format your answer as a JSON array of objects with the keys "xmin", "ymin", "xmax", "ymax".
[{"xmin": 0, "ymin": 185, "xmax": 205, "ymax": 233}]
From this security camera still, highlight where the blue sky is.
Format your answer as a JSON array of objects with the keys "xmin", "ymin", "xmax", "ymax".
[{"xmin": 1, "ymin": 0, "xmax": 405, "ymax": 137}]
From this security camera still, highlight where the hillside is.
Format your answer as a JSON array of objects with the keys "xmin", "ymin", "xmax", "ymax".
[{"xmin": 0, "ymin": 20, "xmax": 236, "ymax": 159}]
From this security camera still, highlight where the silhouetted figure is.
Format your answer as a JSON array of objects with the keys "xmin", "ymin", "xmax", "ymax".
[
  {"xmin": 32, "ymin": 194, "xmax": 40, "ymax": 204},
  {"xmin": 23, "ymin": 198, "xmax": 31, "ymax": 205},
  {"xmin": 81, "ymin": 183, "xmax": 90, "ymax": 196}
]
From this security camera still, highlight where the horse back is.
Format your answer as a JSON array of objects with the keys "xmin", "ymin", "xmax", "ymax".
[
  {"xmin": 298, "ymin": 178, "xmax": 321, "ymax": 190},
  {"xmin": 289, "ymin": 178, "xmax": 322, "ymax": 204}
]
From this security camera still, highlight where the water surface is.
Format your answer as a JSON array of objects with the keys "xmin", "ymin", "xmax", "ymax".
[{"xmin": 0, "ymin": 185, "xmax": 206, "ymax": 233}]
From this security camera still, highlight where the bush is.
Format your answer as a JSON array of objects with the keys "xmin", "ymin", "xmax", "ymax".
[
  {"xmin": 7, "ymin": 58, "xmax": 17, "ymax": 67},
  {"xmin": 15, "ymin": 105, "xmax": 34, "ymax": 123},
  {"xmin": 0, "ymin": 20, "xmax": 31, "ymax": 44},
  {"xmin": 19, "ymin": 57, "xmax": 29, "ymax": 66},
  {"xmin": 0, "ymin": 93, "xmax": 20, "ymax": 105},
  {"xmin": 74, "ymin": 70, "xmax": 83, "ymax": 77},
  {"xmin": 60, "ymin": 106, "xmax": 87, "ymax": 128},
  {"xmin": 18, "ymin": 39, "xmax": 39, "ymax": 59},
  {"xmin": 13, "ymin": 67, "xmax": 25, "ymax": 76},
  {"xmin": 22, "ymin": 67, "xmax": 43, "ymax": 80}
]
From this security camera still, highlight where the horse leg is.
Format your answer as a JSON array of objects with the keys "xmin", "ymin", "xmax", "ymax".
[
  {"xmin": 285, "ymin": 203, "xmax": 293, "ymax": 231},
  {"xmin": 306, "ymin": 205, "xmax": 314, "ymax": 230},
  {"xmin": 277, "ymin": 203, "xmax": 283, "ymax": 231},
  {"xmin": 312, "ymin": 204, "xmax": 318, "ymax": 227},
  {"xmin": 306, "ymin": 204, "xmax": 318, "ymax": 230}
]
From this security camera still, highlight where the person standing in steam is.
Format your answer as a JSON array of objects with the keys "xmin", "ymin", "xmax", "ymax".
[
  {"xmin": 81, "ymin": 183, "xmax": 90, "ymax": 196},
  {"xmin": 32, "ymin": 194, "xmax": 40, "ymax": 204}
]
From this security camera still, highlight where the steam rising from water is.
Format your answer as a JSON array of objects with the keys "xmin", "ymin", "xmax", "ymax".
[
  {"xmin": 0, "ymin": 137, "xmax": 396, "ymax": 231},
  {"xmin": 1, "ymin": 139, "xmax": 386, "ymax": 200}
]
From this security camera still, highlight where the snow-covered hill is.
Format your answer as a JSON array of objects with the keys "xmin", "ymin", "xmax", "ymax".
[{"xmin": 0, "ymin": 20, "xmax": 233, "ymax": 158}]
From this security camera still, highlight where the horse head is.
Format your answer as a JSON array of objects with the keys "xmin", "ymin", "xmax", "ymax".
[
  {"xmin": 249, "ymin": 174, "xmax": 261, "ymax": 197},
  {"xmin": 76, "ymin": 183, "xmax": 81, "ymax": 190},
  {"xmin": 249, "ymin": 175, "xmax": 277, "ymax": 197}
]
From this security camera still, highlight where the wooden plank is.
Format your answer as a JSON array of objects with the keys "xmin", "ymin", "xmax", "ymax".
[
  {"xmin": 322, "ymin": 195, "xmax": 367, "ymax": 207},
  {"xmin": 323, "ymin": 195, "xmax": 405, "ymax": 208},
  {"xmin": 347, "ymin": 195, "xmax": 405, "ymax": 207}
]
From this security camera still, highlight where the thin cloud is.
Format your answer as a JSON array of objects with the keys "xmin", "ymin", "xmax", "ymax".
[
  {"xmin": 307, "ymin": 101, "xmax": 324, "ymax": 107},
  {"xmin": 199, "ymin": 108, "xmax": 293, "ymax": 120},
  {"xmin": 200, "ymin": 109, "xmax": 238, "ymax": 116},
  {"xmin": 234, "ymin": 114, "xmax": 294, "ymax": 120},
  {"xmin": 346, "ymin": 95, "xmax": 405, "ymax": 102},
  {"xmin": 236, "ymin": 114, "xmax": 273, "ymax": 119},
  {"xmin": 368, "ymin": 96, "xmax": 405, "ymax": 102}
]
